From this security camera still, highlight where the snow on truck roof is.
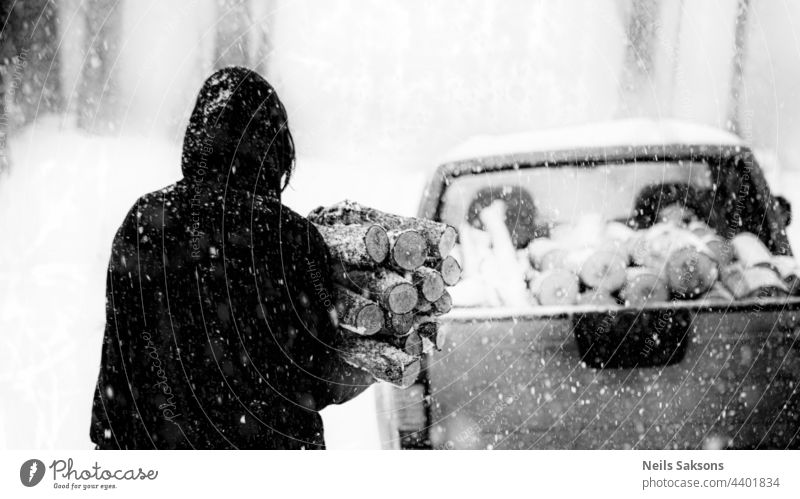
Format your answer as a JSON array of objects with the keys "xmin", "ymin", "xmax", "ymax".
[{"xmin": 440, "ymin": 119, "xmax": 743, "ymax": 164}]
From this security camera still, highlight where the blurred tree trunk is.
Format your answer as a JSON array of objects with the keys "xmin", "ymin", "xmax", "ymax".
[
  {"xmin": 249, "ymin": 0, "xmax": 277, "ymax": 76},
  {"xmin": 617, "ymin": 0, "xmax": 660, "ymax": 117},
  {"xmin": 0, "ymin": 0, "xmax": 61, "ymax": 172},
  {"xmin": 214, "ymin": 0, "xmax": 251, "ymax": 69},
  {"xmin": 77, "ymin": 0, "xmax": 122, "ymax": 133},
  {"xmin": 727, "ymin": 0, "xmax": 750, "ymax": 137},
  {"xmin": 0, "ymin": 1, "xmax": 11, "ymax": 173}
]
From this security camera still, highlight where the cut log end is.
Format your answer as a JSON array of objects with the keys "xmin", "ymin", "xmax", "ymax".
[
  {"xmin": 315, "ymin": 223, "xmax": 389, "ymax": 267},
  {"xmin": 390, "ymin": 331, "xmax": 423, "ymax": 357},
  {"xmin": 413, "ymin": 267, "xmax": 445, "ymax": 302},
  {"xmin": 620, "ymin": 268, "xmax": 669, "ymax": 307},
  {"xmin": 575, "ymin": 250, "xmax": 627, "ymax": 291},
  {"xmin": 438, "ymin": 225, "xmax": 458, "ymax": 258},
  {"xmin": 335, "ymin": 286, "xmax": 384, "ymax": 335},
  {"xmin": 355, "ymin": 303, "xmax": 384, "ymax": 336},
  {"xmin": 388, "ymin": 282, "xmax": 419, "ymax": 314},
  {"xmin": 433, "ymin": 290, "xmax": 453, "ymax": 315},
  {"xmin": 365, "ymin": 225, "xmax": 390, "ymax": 264},
  {"xmin": 391, "ymin": 230, "xmax": 427, "ymax": 271},
  {"xmin": 530, "ymin": 269, "xmax": 579, "ymax": 306},
  {"xmin": 438, "ymin": 255, "xmax": 462, "ymax": 286},
  {"xmin": 666, "ymin": 247, "xmax": 718, "ymax": 298},
  {"xmin": 385, "ymin": 312, "xmax": 414, "ymax": 336}
]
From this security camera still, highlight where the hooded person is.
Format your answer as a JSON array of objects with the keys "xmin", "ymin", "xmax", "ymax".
[{"xmin": 90, "ymin": 67, "xmax": 373, "ymax": 449}]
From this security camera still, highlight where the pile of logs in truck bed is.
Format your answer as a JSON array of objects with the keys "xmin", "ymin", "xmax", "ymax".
[{"xmin": 309, "ymin": 200, "xmax": 461, "ymax": 388}]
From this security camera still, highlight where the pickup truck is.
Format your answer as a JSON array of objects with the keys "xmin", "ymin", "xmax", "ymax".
[{"xmin": 385, "ymin": 119, "xmax": 800, "ymax": 450}]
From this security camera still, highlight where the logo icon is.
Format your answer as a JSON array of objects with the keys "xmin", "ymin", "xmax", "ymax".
[{"xmin": 20, "ymin": 459, "xmax": 45, "ymax": 487}]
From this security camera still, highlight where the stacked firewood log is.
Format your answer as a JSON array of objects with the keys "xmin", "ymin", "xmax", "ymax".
[
  {"xmin": 309, "ymin": 200, "xmax": 461, "ymax": 388},
  {"xmin": 521, "ymin": 218, "xmax": 800, "ymax": 307}
]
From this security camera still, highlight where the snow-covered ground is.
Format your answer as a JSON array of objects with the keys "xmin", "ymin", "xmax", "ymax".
[{"xmin": 0, "ymin": 121, "xmax": 428, "ymax": 449}]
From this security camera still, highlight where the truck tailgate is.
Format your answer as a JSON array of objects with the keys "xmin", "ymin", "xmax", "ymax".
[{"xmin": 428, "ymin": 300, "xmax": 800, "ymax": 449}]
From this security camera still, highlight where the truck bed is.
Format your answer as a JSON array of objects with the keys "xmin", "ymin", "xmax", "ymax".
[{"xmin": 427, "ymin": 297, "xmax": 800, "ymax": 449}]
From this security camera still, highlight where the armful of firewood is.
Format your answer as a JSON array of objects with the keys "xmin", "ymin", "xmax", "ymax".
[{"xmin": 310, "ymin": 200, "xmax": 461, "ymax": 389}]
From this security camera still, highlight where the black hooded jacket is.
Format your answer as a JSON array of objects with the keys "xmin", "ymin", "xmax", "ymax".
[{"xmin": 90, "ymin": 68, "xmax": 367, "ymax": 449}]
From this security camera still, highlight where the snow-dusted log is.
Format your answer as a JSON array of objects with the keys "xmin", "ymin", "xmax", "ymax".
[
  {"xmin": 605, "ymin": 221, "xmax": 635, "ymax": 242},
  {"xmin": 721, "ymin": 264, "xmax": 788, "ymax": 299},
  {"xmin": 333, "ymin": 268, "xmax": 418, "ymax": 314},
  {"xmin": 314, "ymin": 223, "xmax": 389, "ymax": 267},
  {"xmin": 701, "ymin": 234, "xmax": 734, "ymax": 266},
  {"xmin": 688, "ymin": 220, "xmax": 715, "ymax": 237},
  {"xmin": 619, "ymin": 267, "xmax": 669, "ymax": 306},
  {"xmin": 732, "ymin": 232, "xmax": 773, "ymax": 268},
  {"xmin": 309, "ymin": 200, "xmax": 456, "ymax": 259},
  {"xmin": 771, "ymin": 255, "xmax": 800, "ymax": 295},
  {"xmin": 433, "ymin": 255, "xmax": 462, "ymax": 286},
  {"xmin": 383, "ymin": 312, "xmax": 414, "ymax": 337},
  {"xmin": 388, "ymin": 330, "xmax": 423, "ymax": 357},
  {"xmin": 336, "ymin": 332, "xmax": 420, "ymax": 388},
  {"xmin": 527, "ymin": 238, "xmax": 568, "ymax": 270},
  {"xmin": 334, "ymin": 285, "xmax": 384, "ymax": 336},
  {"xmin": 665, "ymin": 246, "xmax": 718, "ymax": 298},
  {"xmin": 336, "ymin": 286, "xmax": 384, "ymax": 336},
  {"xmin": 566, "ymin": 248, "xmax": 627, "ymax": 291},
  {"xmin": 411, "ymin": 266, "xmax": 445, "ymax": 302},
  {"xmin": 529, "ymin": 269, "xmax": 579, "ymax": 306}
]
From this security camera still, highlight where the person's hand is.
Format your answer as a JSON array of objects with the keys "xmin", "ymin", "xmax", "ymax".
[{"xmin": 321, "ymin": 353, "xmax": 376, "ymax": 405}]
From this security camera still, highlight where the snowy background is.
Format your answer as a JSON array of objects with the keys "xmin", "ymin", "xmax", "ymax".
[{"xmin": 2, "ymin": 0, "xmax": 800, "ymax": 449}]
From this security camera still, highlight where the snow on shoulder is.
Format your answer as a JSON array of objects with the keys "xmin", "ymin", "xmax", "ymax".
[{"xmin": 440, "ymin": 119, "xmax": 743, "ymax": 164}]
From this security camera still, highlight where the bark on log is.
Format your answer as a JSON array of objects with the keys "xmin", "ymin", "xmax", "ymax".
[
  {"xmin": 415, "ymin": 299, "xmax": 433, "ymax": 313},
  {"xmin": 732, "ymin": 232, "xmax": 773, "ymax": 268},
  {"xmin": 386, "ymin": 229, "xmax": 427, "ymax": 271},
  {"xmin": 335, "ymin": 331, "xmax": 420, "ymax": 388},
  {"xmin": 416, "ymin": 321, "xmax": 445, "ymax": 351},
  {"xmin": 411, "ymin": 266, "xmax": 445, "ymax": 303},
  {"xmin": 619, "ymin": 267, "xmax": 669, "ymax": 306},
  {"xmin": 314, "ymin": 223, "xmax": 389, "ymax": 267},
  {"xmin": 309, "ymin": 200, "xmax": 456, "ymax": 259},
  {"xmin": 434, "ymin": 255, "xmax": 462, "ymax": 286},
  {"xmin": 529, "ymin": 269, "xmax": 579, "ymax": 306},
  {"xmin": 333, "ymin": 268, "xmax": 418, "ymax": 314},
  {"xmin": 566, "ymin": 248, "xmax": 627, "ymax": 291},
  {"xmin": 334, "ymin": 285, "xmax": 384, "ymax": 335}
]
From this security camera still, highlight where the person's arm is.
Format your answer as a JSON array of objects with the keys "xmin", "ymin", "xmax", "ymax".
[{"xmin": 301, "ymin": 220, "xmax": 375, "ymax": 407}]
